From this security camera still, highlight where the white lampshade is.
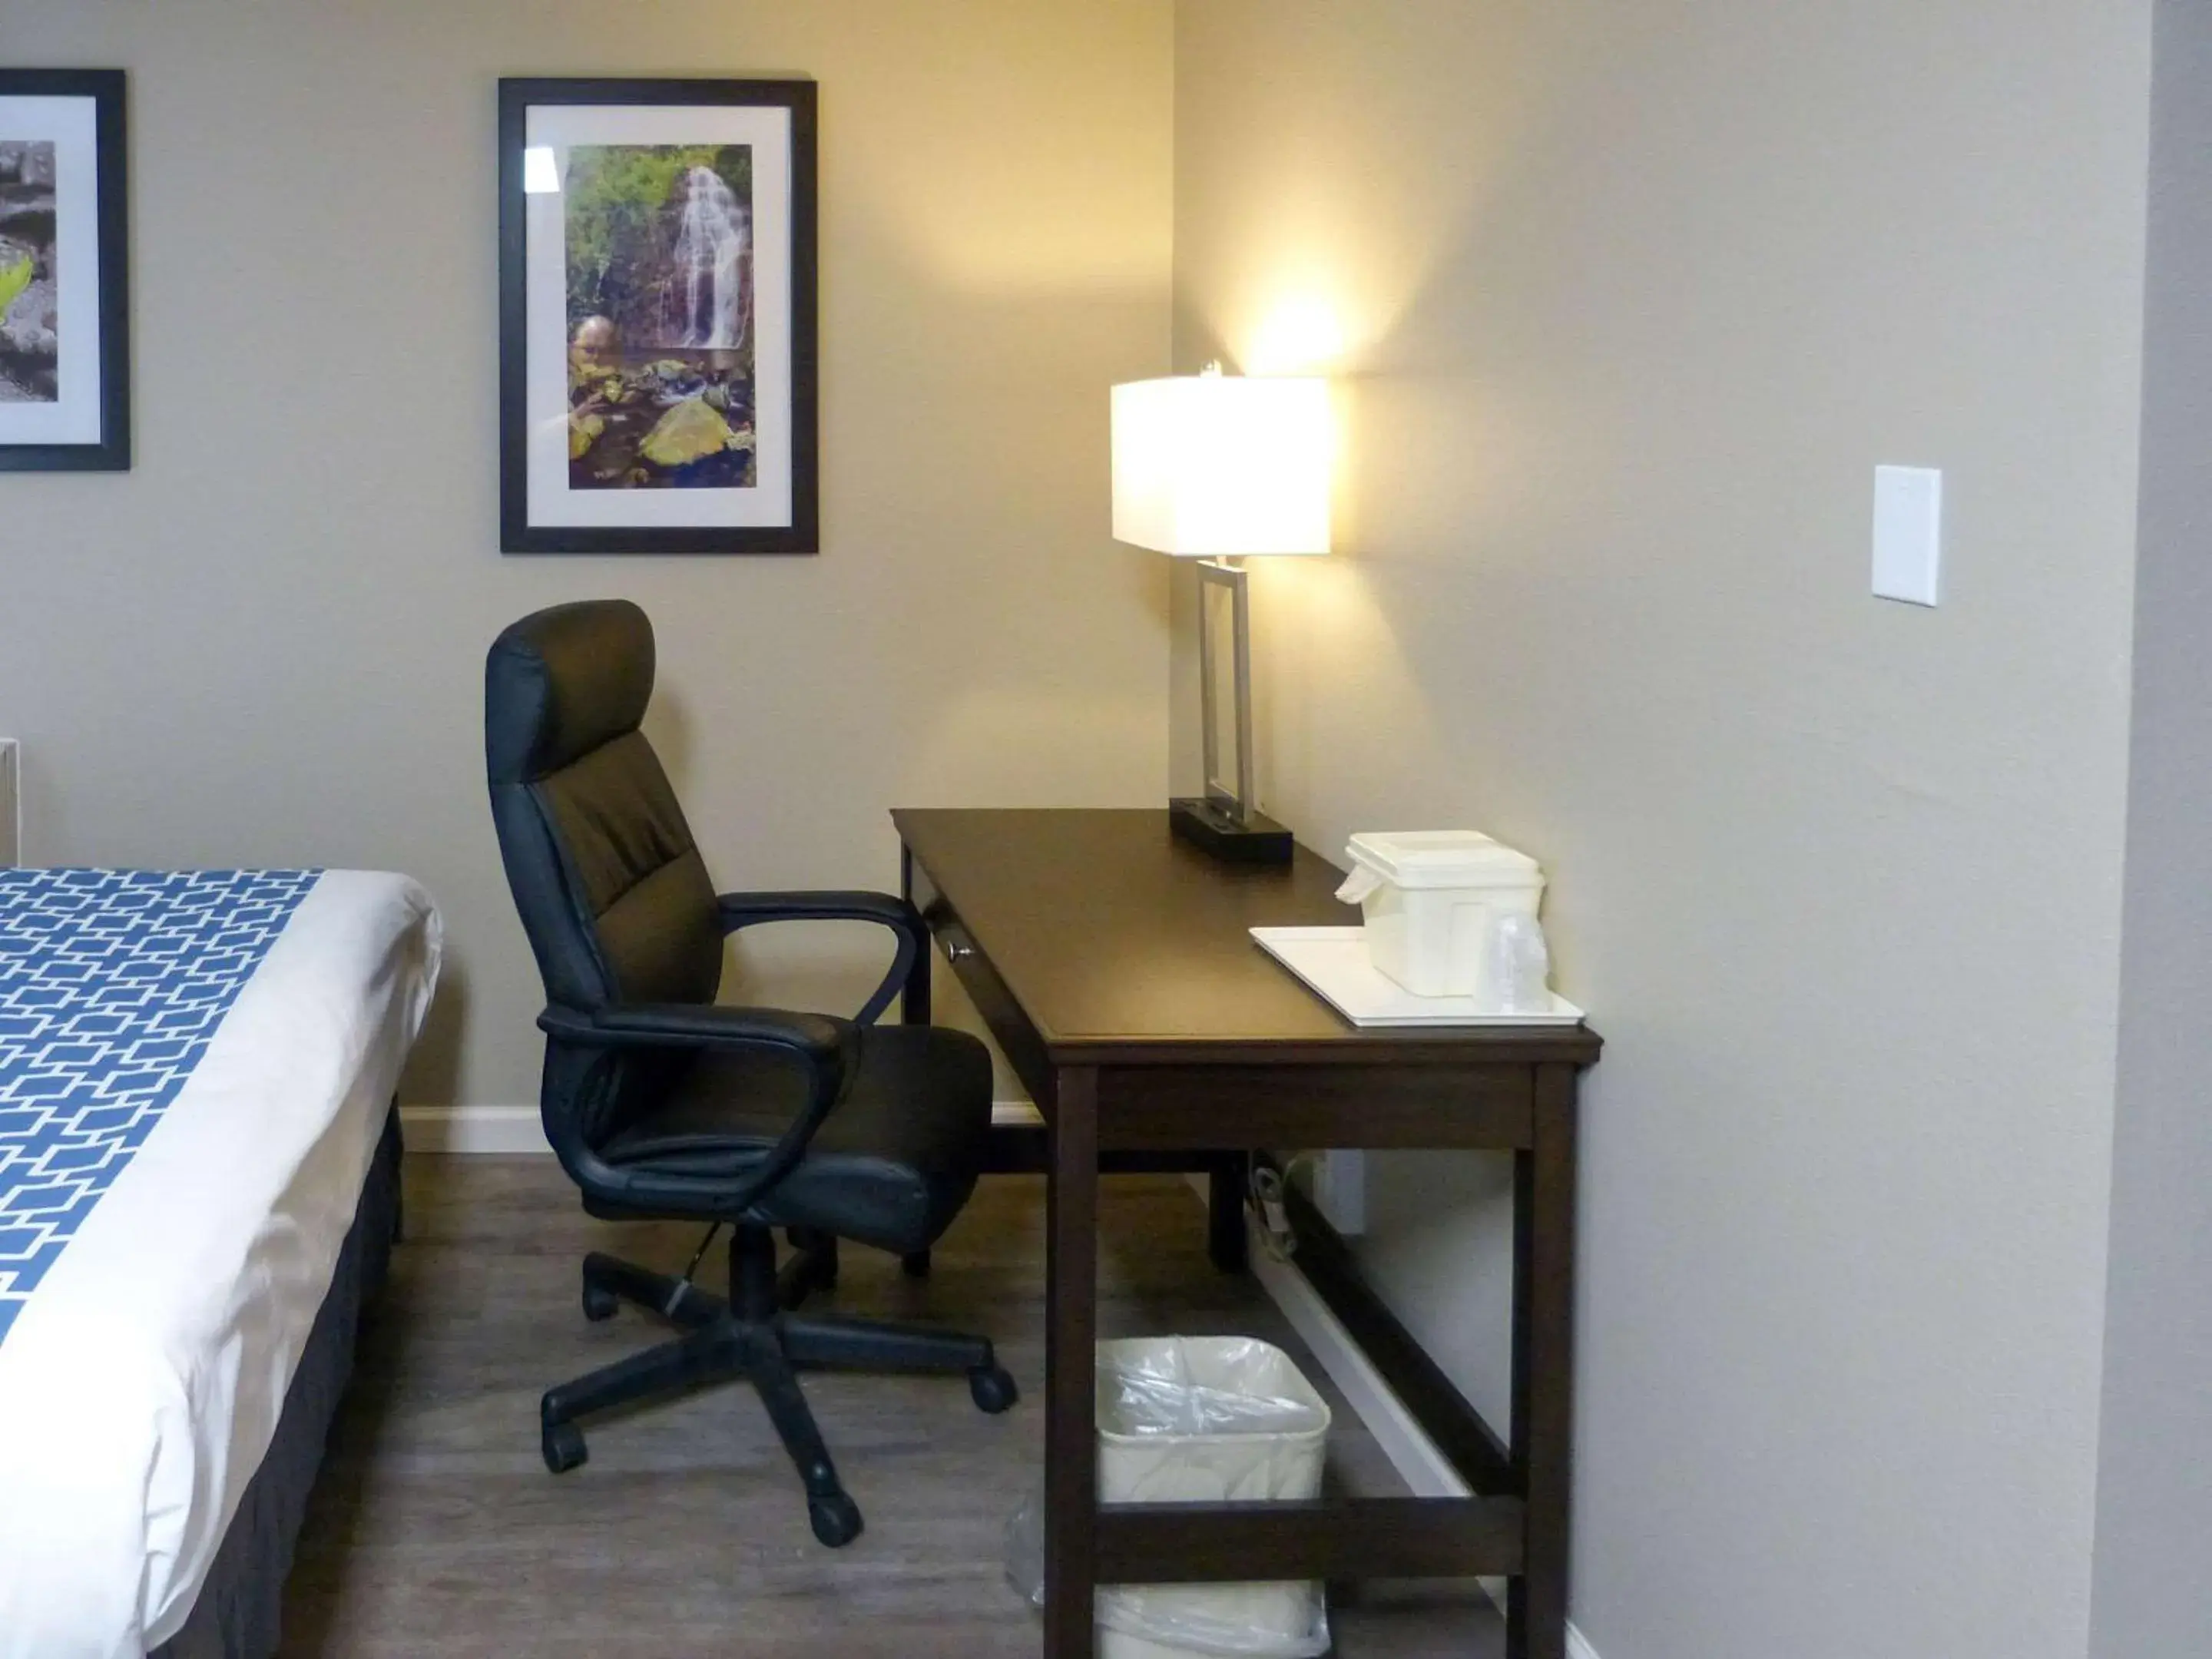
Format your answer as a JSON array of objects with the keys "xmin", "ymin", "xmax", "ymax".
[{"xmin": 1111, "ymin": 374, "xmax": 1332, "ymax": 557}]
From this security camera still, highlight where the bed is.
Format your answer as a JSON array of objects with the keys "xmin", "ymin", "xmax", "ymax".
[{"xmin": 0, "ymin": 867, "xmax": 441, "ymax": 1659}]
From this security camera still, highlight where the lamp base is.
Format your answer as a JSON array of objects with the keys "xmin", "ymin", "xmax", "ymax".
[{"xmin": 1169, "ymin": 796, "xmax": 1293, "ymax": 865}]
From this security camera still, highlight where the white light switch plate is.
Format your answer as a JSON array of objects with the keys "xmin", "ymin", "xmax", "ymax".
[{"xmin": 1873, "ymin": 465, "xmax": 1943, "ymax": 606}]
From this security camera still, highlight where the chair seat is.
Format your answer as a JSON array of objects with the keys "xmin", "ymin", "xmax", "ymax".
[{"xmin": 594, "ymin": 1023, "xmax": 993, "ymax": 1253}]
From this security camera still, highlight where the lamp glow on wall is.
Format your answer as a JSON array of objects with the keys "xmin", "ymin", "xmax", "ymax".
[{"xmin": 1111, "ymin": 366, "xmax": 1331, "ymax": 863}]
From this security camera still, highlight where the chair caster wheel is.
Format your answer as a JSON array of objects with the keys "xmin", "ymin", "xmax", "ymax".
[
  {"xmin": 808, "ymin": 1488, "xmax": 864, "ymax": 1548},
  {"xmin": 581, "ymin": 1282, "xmax": 618, "ymax": 1322},
  {"xmin": 542, "ymin": 1419, "xmax": 588, "ymax": 1474},
  {"xmin": 969, "ymin": 1363, "xmax": 1019, "ymax": 1415}
]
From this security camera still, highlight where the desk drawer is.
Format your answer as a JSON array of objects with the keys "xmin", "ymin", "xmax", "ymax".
[
  {"xmin": 922, "ymin": 903, "xmax": 1056, "ymax": 1109},
  {"xmin": 1095, "ymin": 1064, "xmax": 1534, "ymax": 1150}
]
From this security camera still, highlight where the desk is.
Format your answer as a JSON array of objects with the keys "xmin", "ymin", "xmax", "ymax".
[{"xmin": 894, "ymin": 809, "xmax": 1601, "ymax": 1659}]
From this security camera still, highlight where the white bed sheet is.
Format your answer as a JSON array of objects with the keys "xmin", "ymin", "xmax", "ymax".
[{"xmin": 0, "ymin": 870, "xmax": 441, "ymax": 1659}]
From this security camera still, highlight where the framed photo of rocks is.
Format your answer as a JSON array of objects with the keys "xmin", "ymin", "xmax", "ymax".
[
  {"xmin": 498, "ymin": 78, "xmax": 818, "ymax": 554},
  {"xmin": 0, "ymin": 70, "xmax": 128, "ymax": 472}
]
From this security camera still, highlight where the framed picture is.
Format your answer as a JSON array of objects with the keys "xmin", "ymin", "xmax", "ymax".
[
  {"xmin": 498, "ymin": 78, "xmax": 818, "ymax": 555},
  {"xmin": 0, "ymin": 69, "xmax": 128, "ymax": 472}
]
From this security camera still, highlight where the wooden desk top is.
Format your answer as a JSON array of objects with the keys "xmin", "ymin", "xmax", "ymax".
[{"xmin": 895, "ymin": 808, "xmax": 1600, "ymax": 1066}]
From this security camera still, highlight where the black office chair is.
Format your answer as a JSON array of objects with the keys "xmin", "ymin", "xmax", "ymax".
[{"xmin": 484, "ymin": 598, "xmax": 1017, "ymax": 1548}]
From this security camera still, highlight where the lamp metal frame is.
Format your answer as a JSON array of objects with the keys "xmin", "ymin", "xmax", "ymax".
[{"xmin": 1195, "ymin": 556, "xmax": 1257, "ymax": 823}]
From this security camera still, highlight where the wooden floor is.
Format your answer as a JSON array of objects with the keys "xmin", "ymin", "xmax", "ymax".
[{"xmin": 277, "ymin": 1156, "xmax": 1502, "ymax": 1658}]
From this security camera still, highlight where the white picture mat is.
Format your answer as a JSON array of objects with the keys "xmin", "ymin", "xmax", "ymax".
[
  {"xmin": 525, "ymin": 103, "xmax": 794, "ymax": 529},
  {"xmin": 0, "ymin": 95, "xmax": 103, "ymax": 446}
]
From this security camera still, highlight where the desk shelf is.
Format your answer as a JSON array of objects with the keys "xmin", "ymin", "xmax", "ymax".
[{"xmin": 1095, "ymin": 1495, "xmax": 1527, "ymax": 1583}]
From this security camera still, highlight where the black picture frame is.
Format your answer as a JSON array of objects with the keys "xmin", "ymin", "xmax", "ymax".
[
  {"xmin": 498, "ymin": 77, "xmax": 819, "ymax": 555},
  {"xmin": 0, "ymin": 68, "xmax": 130, "ymax": 473}
]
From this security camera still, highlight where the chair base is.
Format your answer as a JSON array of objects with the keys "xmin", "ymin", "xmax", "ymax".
[{"xmin": 542, "ymin": 1226, "xmax": 1017, "ymax": 1547}]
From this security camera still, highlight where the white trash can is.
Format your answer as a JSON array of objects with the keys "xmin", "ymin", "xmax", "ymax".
[
  {"xmin": 1336, "ymin": 830, "xmax": 1545, "ymax": 1000},
  {"xmin": 1093, "ymin": 1336, "xmax": 1333, "ymax": 1659}
]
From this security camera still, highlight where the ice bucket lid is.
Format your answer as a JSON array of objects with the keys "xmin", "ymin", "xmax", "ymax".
[{"xmin": 1346, "ymin": 830, "xmax": 1541, "ymax": 889}]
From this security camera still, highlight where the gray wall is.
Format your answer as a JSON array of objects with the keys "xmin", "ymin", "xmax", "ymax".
[
  {"xmin": 1172, "ymin": 5, "xmax": 2151, "ymax": 1656},
  {"xmin": 0, "ymin": 0, "xmax": 1174, "ymax": 1107},
  {"xmin": 2090, "ymin": 2, "xmax": 2212, "ymax": 1651}
]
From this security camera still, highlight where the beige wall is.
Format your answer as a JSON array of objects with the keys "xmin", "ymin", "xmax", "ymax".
[
  {"xmin": 0, "ymin": 0, "xmax": 1174, "ymax": 1107},
  {"xmin": 1174, "ymin": 5, "xmax": 2150, "ymax": 1657}
]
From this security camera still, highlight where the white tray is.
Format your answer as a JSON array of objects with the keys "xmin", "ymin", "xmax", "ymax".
[{"xmin": 1250, "ymin": 926, "xmax": 1586, "ymax": 1028}]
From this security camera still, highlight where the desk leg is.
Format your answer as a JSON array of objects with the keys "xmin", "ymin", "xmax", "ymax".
[
  {"xmin": 899, "ymin": 843, "xmax": 931, "ymax": 1025},
  {"xmin": 1044, "ymin": 1065, "xmax": 1100, "ymax": 1659},
  {"xmin": 1508, "ymin": 1064, "xmax": 1578, "ymax": 1659},
  {"xmin": 1207, "ymin": 1151, "xmax": 1250, "ymax": 1273}
]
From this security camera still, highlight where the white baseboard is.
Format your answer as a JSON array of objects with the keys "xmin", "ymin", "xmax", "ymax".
[
  {"xmin": 404, "ymin": 1098, "xmax": 1045, "ymax": 1156},
  {"xmin": 399, "ymin": 1104, "xmax": 549, "ymax": 1154}
]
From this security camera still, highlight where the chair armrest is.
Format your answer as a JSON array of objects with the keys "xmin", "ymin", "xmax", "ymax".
[
  {"xmin": 537, "ymin": 1001, "xmax": 856, "ymax": 1216},
  {"xmin": 718, "ymin": 889, "xmax": 919, "ymax": 932},
  {"xmin": 542, "ymin": 999, "xmax": 852, "ymax": 1065},
  {"xmin": 714, "ymin": 889, "xmax": 926, "ymax": 1027}
]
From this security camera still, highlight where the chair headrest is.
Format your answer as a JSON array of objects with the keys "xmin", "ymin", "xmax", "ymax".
[{"xmin": 485, "ymin": 600, "xmax": 656, "ymax": 784}]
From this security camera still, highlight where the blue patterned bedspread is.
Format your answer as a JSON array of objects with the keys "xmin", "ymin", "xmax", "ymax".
[{"xmin": 0, "ymin": 869, "xmax": 320, "ymax": 1345}]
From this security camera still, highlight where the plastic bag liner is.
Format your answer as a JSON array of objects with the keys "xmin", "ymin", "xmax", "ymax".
[{"xmin": 1006, "ymin": 1336, "xmax": 1333, "ymax": 1658}]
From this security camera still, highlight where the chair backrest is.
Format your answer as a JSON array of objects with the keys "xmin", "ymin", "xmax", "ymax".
[{"xmin": 485, "ymin": 600, "xmax": 722, "ymax": 1015}]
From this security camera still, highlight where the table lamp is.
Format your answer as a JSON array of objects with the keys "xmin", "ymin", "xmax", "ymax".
[{"xmin": 1111, "ymin": 365, "xmax": 1331, "ymax": 864}]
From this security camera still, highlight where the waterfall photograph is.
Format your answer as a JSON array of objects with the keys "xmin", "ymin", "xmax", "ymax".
[
  {"xmin": 501, "ymin": 78, "xmax": 816, "ymax": 553},
  {"xmin": 562, "ymin": 143, "xmax": 756, "ymax": 491},
  {"xmin": 0, "ymin": 140, "xmax": 59, "ymax": 405}
]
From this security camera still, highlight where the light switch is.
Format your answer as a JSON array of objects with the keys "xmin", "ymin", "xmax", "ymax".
[{"xmin": 1873, "ymin": 465, "xmax": 1943, "ymax": 607}]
